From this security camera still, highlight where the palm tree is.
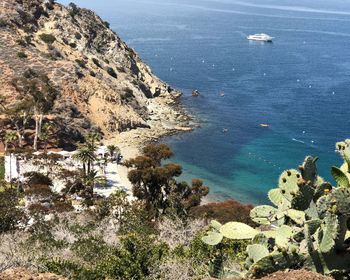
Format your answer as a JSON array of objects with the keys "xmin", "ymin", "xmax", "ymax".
[
  {"xmin": 72, "ymin": 145, "xmax": 96, "ymax": 176},
  {"xmin": 4, "ymin": 131, "xmax": 18, "ymax": 154},
  {"xmin": 85, "ymin": 131, "xmax": 101, "ymax": 149},
  {"xmin": 107, "ymin": 144, "xmax": 120, "ymax": 159},
  {"xmin": 85, "ymin": 170, "xmax": 107, "ymax": 188}
]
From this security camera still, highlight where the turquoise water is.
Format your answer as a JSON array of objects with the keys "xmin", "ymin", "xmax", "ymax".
[{"xmin": 60, "ymin": 0, "xmax": 350, "ymax": 204}]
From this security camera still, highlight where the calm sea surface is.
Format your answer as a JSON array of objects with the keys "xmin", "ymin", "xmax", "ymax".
[{"xmin": 61, "ymin": 0, "xmax": 350, "ymax": 204}]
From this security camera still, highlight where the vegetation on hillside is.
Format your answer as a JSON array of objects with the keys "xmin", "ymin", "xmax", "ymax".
[
  {"xmin": 0, "ymin": 141, "xmax": 252, "ymax": 279},
  {"xmin": 2, "ymin": 139, "xmax": 349, "ymax": 279}
]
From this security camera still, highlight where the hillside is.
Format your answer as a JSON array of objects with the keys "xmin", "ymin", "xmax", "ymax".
[{"xmin": 0, "ymin": 0, "xmax": 190, "ymax": 149}]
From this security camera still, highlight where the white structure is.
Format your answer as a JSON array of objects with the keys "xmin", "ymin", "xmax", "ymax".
[
  {"xmin": 4, "ymin": 150, "xmax": 133, "ymax": 200},
  {"xmin": 247, "ymin": 33, "xmax": 274, "ymax": 42},
  {"xmin": 4, "ymin": 154, "xmax": 19, "ymax": 182}
]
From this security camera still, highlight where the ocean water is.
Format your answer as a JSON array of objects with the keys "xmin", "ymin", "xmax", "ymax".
[{"xmin": 60, "ymin": 0, "xmax": 350, "ymax": 204}]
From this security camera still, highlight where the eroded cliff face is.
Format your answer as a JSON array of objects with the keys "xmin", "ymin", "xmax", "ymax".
[{"xmin": 0, "ymin": 0, "xmax": 190, "ymax": 146}]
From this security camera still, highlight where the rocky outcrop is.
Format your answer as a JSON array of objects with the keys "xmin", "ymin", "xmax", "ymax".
[
  {"xmin": 0, "ymin": 0, "xmax": 190, "ymax": 146},
  {"xmin": 0, "ymin": 267, "xmax": 67, "ymax": 280}
]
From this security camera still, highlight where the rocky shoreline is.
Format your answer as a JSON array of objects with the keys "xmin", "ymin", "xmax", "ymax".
[{"xmin": 109, "ymin": 91, "xmax": 196, "ymax": 158}]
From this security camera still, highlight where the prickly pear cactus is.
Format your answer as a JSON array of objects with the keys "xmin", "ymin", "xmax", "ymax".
[
  {"xmin": 202, "ymin": 141, "xmax": 350, "ymax": 279},
  {"xmin": 300, "ymin": 156, "xmax": 318, "ymax": 184}
]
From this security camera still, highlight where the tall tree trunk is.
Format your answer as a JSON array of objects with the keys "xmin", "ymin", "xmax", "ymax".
[
  {"xmin": 14, "ymin": 122, "xmax": 23, "ymax": 148},
  {"xmin": 33, "ymin": 115, "xmax": 39, "ymax": 151},
  {"xmin": 38, "ymin": 114, "xmax": 43, "ymax": 135},
  {"xmin": 87, "ymin": 159, "xmax": 91, "ymax": 174}
]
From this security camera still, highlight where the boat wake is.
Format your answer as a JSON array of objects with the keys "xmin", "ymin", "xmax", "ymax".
[{"xmin": 292, "ymin": 138, "xmax": 305, "ymax": 144}]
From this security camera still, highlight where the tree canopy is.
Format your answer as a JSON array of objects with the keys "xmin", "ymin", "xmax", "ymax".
[{"xmin": 125, "ymin": 144, "xmax": 209, "ymax": 217}]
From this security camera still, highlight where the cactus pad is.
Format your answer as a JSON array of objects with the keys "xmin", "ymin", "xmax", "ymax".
[
  {"xmin": 202, "ymin": 231, "xmax": 223, "ymax": 246},
  {"xmin": 247, "ymin": 244, "xmax": 269, "ymax": 263},
  {"xmin": 278, "ymin": 169, "xmax": 301, "ymax": 191},
  {"xmin": 286, "ymin": 209, "xmax": 306, "ymax": 225},
  {"xmin": 301, "ymin": 156, "xmax": 318, "ymax": 184},
  {"xmin": 319, "ymin": 213, "xmax": 339, "ymax": 253},
  {"xmin": 291, "ymin": 185, "xmax": 314, "ymax": 211},
  {"xmin": 324, "ymin": 187, "xmax": 350, "ymax": 216},
  {"xmin": 210, "ymin": 220, "xmax": 222, "ymax": 231},
  {"xmin": 250, "ymin": 205, "xmax": 278, "ymax": 225},
  {"xmin": 268, "ymin": 188, "xmax": 285, "ymax": 207},
  {"xmin": 314, "ymin": 182, "xmax": 332, "ymax": 202},
  {"xmin": 248, "ymin": 252, "xmax": 302, "ymax": 278},
  {"xmin": 331, "ymin": 166, "xmax": 350, "ymax": 188},
  {"xmin": 220, "ymin": 222, "xmax": 258, "ymax": 240},
  {"xmin": 275, "ymin": 225, "xmax": 293, "ymax": 248}
]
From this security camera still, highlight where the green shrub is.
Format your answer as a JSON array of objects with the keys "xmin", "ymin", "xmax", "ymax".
[
  {"xmin": 72, "ymin": 236, "xmax": 111, "ymax": 262},
  {"xmin": 24, "ymin": 35, "xmax": 32, "ymax": 44},
  {"xmin": 17, "ymin": 51, "xmax": 28, "ymax": 59},
  {"xmin": 103, "ymin": 21, "xmax": 110, "ymax": 28},
  {"xmin": 39, "ymin": 33, "xmax": 56, "ymax": 44},
  {"xmin": 75, "ymin": 32, "xmax": 82, "ymax": 40},
  {"xmin": 16, "ymin": 39, "xmax": 27, "ymax": 46},
  {"xmin": 44, "ymin": 52, "xmax": 57, "ymax": 61},
  {"xmin": 68, "ymin": 3, "xmax": 79, "ymax": 17},
  {"xmin": 52, "ymin": 201, "xmax": 74, "ymax": 213},
  {"xmin": 75, "ymin": 59, "xmax": 86, "ymax": 68},
  {"xmin": 0, "ymin": 186, "xmax": 24, "ymax": 233},
  {"xmin": 118, "ymin": 201, "xmax": 157, "ymax": 236},
  {"xmin": 121, "ymin": 88, "xmax": 134, "ymax": 100},
  {"xmin": 190, "ymin": 199, "xmax": 255, "ymax": 226},
  {"xmin": 96, "ymin": 234, "xmax": 169, "ymax": 279},
  {"xmin": 69, "ymin": 42, "xmax": 77, "ymax": 49},
  {"xmin": 24, "ymin": 172, "xmax": 52, "ymax": 186},
  {"xmin": 92, "ymin": 58, "xmax": 101, "ymax": 68},
  {"xmin": 106, "ymin": 67, "xmax": 117, "ymax": 78},
  {"xmin": 0, "ymin": 157, "xmax": 4, "ymax": 180},
  {"xmin": 45, "ymin": 259, "xmax": 104, "ymax": 280}
]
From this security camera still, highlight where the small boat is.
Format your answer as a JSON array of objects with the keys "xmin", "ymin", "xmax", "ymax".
[
  {"xmin": 192, "ymin": 90, "xmax": 200, "ymax": 97},
  {"xmin": 220, "ymin": 92, "xmax": 225, "ymax": 97},
  {"xmin": 222, "ymin": 128, "xmax": 229, "ymax": 133},
  {"xmin": 260, "ymin": 124, "xmax": 269, "ymax": 127},
  {"xmin": 247, "ymin": 33, "xmax": 274, "ymax": 42}
]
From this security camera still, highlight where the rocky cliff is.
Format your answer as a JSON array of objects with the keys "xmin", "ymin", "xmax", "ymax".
[{"xmin": 0, "ymin": 0, "xmax": 190, "ymax": 148}]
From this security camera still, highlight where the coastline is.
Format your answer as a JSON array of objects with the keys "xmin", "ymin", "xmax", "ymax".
[{"xmin": 104, "ymin": 90, "xmax": 198, "ymax": 200}]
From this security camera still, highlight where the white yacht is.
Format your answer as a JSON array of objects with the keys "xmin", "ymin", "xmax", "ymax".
[{"xmin": 247, "ymin": 33, "xmax": 274, "ymax": 42}]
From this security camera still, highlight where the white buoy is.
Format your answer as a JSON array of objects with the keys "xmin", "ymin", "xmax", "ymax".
[
  {"xmin": 297, "ymin": 79, "xmax": 300, "ymax": 82},
  {"xmin": 309, "ymin": 85, "xmax": 312, "ymax": 88},
  {"xmin": 311, "ymin": 140, "xmax": 314, "ymax": 144},
  {"xmin": 332, "ymin": 91, "xmax": 335, "ymax": 95},
  {"xmin": 302, "ymin": 131, "xmax": 306, "ymax": 134}
]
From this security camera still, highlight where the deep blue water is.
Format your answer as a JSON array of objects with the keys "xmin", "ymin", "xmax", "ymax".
[{"xmin": 60, "ymin": 0, "xmax": 350, "ymax": 204}]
